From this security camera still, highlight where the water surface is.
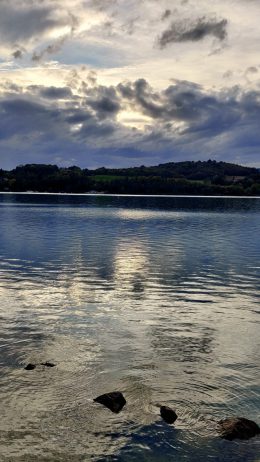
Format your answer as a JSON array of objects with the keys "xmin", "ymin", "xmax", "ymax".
[{"xmin": 0, "ymin": 194, "xmax": 259, "ymax": 461}]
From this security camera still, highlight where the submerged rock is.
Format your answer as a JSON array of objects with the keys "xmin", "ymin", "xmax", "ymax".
[
  {"xmin": 218, "ymin": 417, "xmax": 260, "ymax": 440},
  {"xmin": 160, "ymin": 406, "xmax": 178, "ymax": 424},
  {"xmin": 94, "ymin": 391, "xmax": 126, "ymax": 413},
  {"xmin": 24, "ymin": 363, "xmax": 36, "ymax": 371},
  {"xmin": 41, "ymin": 362, "xmax": 56, "ymax": 368}
]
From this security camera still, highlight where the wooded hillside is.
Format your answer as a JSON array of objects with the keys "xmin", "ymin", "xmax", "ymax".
[{"xmin": 0, "ymin": 160, "xmax": 259, "ymax": 195}]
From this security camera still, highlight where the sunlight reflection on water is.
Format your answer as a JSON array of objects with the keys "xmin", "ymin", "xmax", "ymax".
[{"xmin": 0, "ymin": 194, "xmax": 259, "ymax": 461}]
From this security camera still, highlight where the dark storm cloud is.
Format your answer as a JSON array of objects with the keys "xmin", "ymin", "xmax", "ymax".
[
  {"xmin": 88, "ymin": 96, "xmax": 120, "ymax": 116},
  {"xmin": 0, "ymin": 81, "xmax": 120, "ymax": 145},
  {"xmin": 0, "ymin": 2, "xmax": 64, "ymax": 43},
  {"xmin": 118, "ymin": 79, "xmax": 164, "ymax": 118},
  {"xmin": 158, "ymin": 16, "xmax": 228, "ymax": 48},
  {"xmin": 38, "ymin": 86, "xmax": 73, "ymax": 99},
  {"xmin": 85, "ymin": 85, "xmax": 121, "ymax": 119},
  {"xmin": 65, "ymin": 109, "xmax": 93, "ymax": 124},
  {"xmin": 118, "ymin": 78, "xmax": 205, "ymax": 122},
  {"xmin": 0, "ymin": 98, "xmax": 62, "ymax": 140},
  {"xmin": 0, "ymin": 0, "xmax": 78, "ymax": 60},
  {"xmin": 1, "ymin": 78, "xmax": 260, "ymax": 167},
  {"xmin": 117, "ymin": 78, "xmax": 260, "ymax": 146},
  {"xmin": 76, "ymin": 119, "xmax": 116, "ymax": 139}
]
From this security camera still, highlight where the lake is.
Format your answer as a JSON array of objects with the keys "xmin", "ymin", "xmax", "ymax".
[{"xmin": 0, "ymin": 193, "xmax": 259, "ymax": 461}]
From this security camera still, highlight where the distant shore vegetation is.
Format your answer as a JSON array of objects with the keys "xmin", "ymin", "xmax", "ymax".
[{"xmin": 1, "ymin": 160, "xmax": 260, "ymax": 196}]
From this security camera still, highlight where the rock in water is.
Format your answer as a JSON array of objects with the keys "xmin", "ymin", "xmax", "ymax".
[
  {"xmin": 94, "ymin": 392, "xmax": 126, "ymax": 413},
  {"xmin": 41, "ymin": 362, "xmax": 56, "ymax": 367},
  {"xmin": 218, "ymin": 417, "xmax": 260, "ymax": 440},
  {"xmin": 24, "ymin": 363, "xmax": 36, "ymax": 370},
  {"xmin": 160, "ymin": 406, "xmax": 178, "ymax": 424}
]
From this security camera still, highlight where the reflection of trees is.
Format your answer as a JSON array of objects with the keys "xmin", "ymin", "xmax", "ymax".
[
  {"xmin": 96, "ymin": 419, "xmax": 258, "ymax": 462},
  {"xmin": 1, "ymin": 196, "xmax": 259, "ymax": 306},
  {"xmin": 150, "ymin": 326, "xmax": 215, "ymax": 363}
]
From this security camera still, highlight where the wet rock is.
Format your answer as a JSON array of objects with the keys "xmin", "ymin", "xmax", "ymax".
[
  {"xmin": 94, "ymin": 391, "xmax": 126, "ymax": 413},
  {"xmin": 41, "ymin": 362, "xmax": 56, "ymax": 367},
  {"xmin": 160, "ymin": 406, "xmax": 178, "ymax": 424},
  {"xmin": 24, "ymin": 363, "xmax": 36, "ymax": 371},
  {"xmin": 218, "ymin": 417, "xmax": 260, "ymax": 441}
]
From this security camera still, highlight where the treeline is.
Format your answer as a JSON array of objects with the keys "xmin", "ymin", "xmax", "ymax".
[{"xmin": 0, "ymin": 160, "xmax": 260, "ymax": 195}]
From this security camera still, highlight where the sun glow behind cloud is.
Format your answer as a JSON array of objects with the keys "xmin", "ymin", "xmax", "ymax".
[{"xmin": 0, "ymin": 0, "xmax": 260, "ymax": 168}]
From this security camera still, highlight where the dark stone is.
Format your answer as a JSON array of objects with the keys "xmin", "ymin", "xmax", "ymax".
[
  {"xmin": 160, "ymin": 406, "xmax": 178, "ymax": 424},
  {"xmin": 24, "ymin": 363, "xmax": 36, "ymax": 370},
  {"xmin": 218, "ymin": 417, "xmax": 260, "ymax": 440},
  {"xmin": 41, "ymin": 362, "xmax": 56, "ymax": 367},
  {"xmin": 94, "ymin": 391, "xmax": 126, "ymax": 413}
]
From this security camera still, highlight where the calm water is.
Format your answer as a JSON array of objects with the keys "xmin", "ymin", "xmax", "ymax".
[{"xmin": 0, "ymin": 194, "xmax": 259, "ymax": 462}]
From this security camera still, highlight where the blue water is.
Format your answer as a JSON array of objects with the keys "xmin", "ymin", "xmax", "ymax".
[{"xmin": 0, "ymin": 194, "xmax": 259, "ymax": 461}]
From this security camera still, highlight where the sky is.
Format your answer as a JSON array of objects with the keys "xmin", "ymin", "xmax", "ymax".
[{"xmin": 0, "ymin": 0, "xmax": 260, "ymax": 170}]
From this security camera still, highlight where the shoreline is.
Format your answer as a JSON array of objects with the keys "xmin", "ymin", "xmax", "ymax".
[{"xmin": 0, "ymin": 191, "xmax": 260, "ymax": 199}]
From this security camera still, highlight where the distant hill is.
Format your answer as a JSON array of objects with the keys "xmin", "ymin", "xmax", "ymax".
[
  {"xmin": 100, "ymin": 160, "xmax": 257, "ymax": 180},
  {"xmin": 0, "ymin": 160, "xmax": 260, "ymax": 195}
]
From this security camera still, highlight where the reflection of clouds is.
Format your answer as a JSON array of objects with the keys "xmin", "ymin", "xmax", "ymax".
[{"xmin": 0, "ymin": 197, "xmax": 260, "ymax": 460}]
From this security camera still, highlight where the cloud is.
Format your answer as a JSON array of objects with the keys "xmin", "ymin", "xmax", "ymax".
[
  {"xmin": 0, "ymin": 79, "xmax": 123, "ymax": 149},
  {"xmin": 0, "ymin": 97, "xmax": 63, "ymax": 141},
  {"xmin": 12, "ymin": 50, "xmax": 23, "ymax": 59},
  {"xmin": 0, "ymin": 76, "xmax": 260, "ymax": 168},
  {"xmin": 161, "ymin": 9, "xmax": 172, "ymax": 21},
  {"xmin": 86, "ymin": 86, "xmax": 121, "ymax": 119},
  {"xmin": 223, "ymin": 70, "xmax": 233, "ymax": 79},
  {"xmin": 29, "ymin": 85, "xmax": 73, "ymax": 99},
  {"xmin": 0, "ymin": 0, "xmax": 259, "ymax": 169},
  {"xmin": 118, "ymin": 78, "xmax": 210, "ymax": 123},
  {"xmin": 118, "ymin": 78, "xmax": 164, "ymax": 119},
  {"xmin": 246, "ymin": 66, "xmax": 258, "ymax": 74},
  {"xmin": 0, "ymin": 1, "xmax": 79, "ymax": 62},
  {"xmin": 158, "ymin": 16, "xmax": 228, "ymax": 48},
  {"xmin": 31, "ymin": 12, "xmax": 78, "ymax": 61},
  {"xmin": 0, "ymin": 2, "xmax": 67, "ymax": 44},
  {"xmin": 32, "ymin": 36, "xmax": 68, "ymax": 62}
]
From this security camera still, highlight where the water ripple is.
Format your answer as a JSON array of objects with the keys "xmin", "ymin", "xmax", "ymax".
[{"xmin": 0, "ymin": 195, "xmax": 260, "ymax": 461}]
